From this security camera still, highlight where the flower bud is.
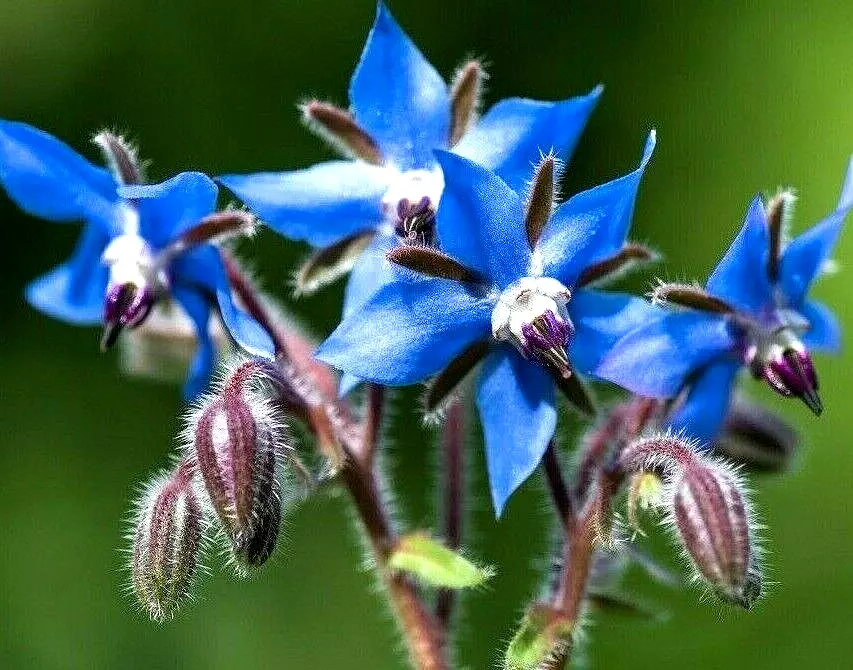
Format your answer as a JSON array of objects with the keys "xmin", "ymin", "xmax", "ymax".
[
  {"xmin": 671, "ymin": 461, "xmax": 759, "ymax": 608},
  {"xmin": 714, "ymin": 397, "xmax": 798, "ymax": 473},
  {"xmin": 131, "ymin": 462, "xmax": 202, "ymax": 621},
  {"xmin": 193, "ymin": 364, "xmax": 286, "ymax": 568}
]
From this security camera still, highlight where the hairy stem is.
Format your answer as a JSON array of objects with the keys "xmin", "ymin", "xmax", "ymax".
[
  {"xmin": 222, "ymin": 252, "xmax": 447, "ymax": 670},
  {"xmin": 436, "ymin": 398, "xmax": 465, "ymax": 631}
]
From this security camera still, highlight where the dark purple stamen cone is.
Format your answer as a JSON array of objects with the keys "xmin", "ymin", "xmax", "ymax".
[
  {"xmin": 394, "ymin": 196, "xmax": 436, "ymax": 246},
  {"xmin": 101, "ymin": 283, "xmax": 155, "ymax": 350},
  {"xmin": 520, "ymin": 310, "xmax": 574, "ymax": 378},
  {"xmin": 193, "ymin": 369, "xmax": 284, "ymax": 568},
  {"xmin": 763, "ymin": 348, "xmax": 822, "ymax": 416},
  {"xmin": 132, "ymin": 461, "xmax": 202, "ymax": 621},
  {"xmin": 671, "ymin": 462, "xmax": 758, "ymax": 608}
]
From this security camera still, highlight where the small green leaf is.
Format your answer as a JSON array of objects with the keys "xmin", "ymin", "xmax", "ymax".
[
  {"xmin": 505, "ymin": 604, "xmax": 573, "ymax": 670},
  {"xmin": 388, "ymin": 532, "xmax": 494, "ymax": 589}
]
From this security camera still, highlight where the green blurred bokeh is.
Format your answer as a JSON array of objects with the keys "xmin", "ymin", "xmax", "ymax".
[{"xmin": 2, "ymin": 1, "xmax": 853, "ymax": 668}]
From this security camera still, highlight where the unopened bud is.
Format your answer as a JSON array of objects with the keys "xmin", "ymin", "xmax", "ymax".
[
  {"xmin": 715, "ymin": 397, "xmax": 798, "ymax": 473},
  {"xmin": 193, "ymin": 363, "xmax": 286, "ymax": 568},
  {"xmin": 131, "ymin": 461, "xmax": 202, "ymax": 621},
  {"xmin": 671, "ymin": 461, "xmax": 759, "ymax": 608}
]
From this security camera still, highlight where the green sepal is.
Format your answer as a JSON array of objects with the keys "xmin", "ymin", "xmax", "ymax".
[
  {"xmin": 504, "ymin": 603, "xmax": 574, "ymax": 670},
  {"xmin": 388, "ymin": 531, "xmax": 494, "ymax": 589}
]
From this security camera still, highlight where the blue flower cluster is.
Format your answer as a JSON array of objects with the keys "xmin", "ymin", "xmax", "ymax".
[{"xmin": 2, "ymin": 3, "xmax": 848, "ymax": 516}]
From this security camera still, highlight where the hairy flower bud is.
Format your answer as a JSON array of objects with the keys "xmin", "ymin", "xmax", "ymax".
[
  {"xmin": 131, "ymin": 462, "xmax": 202, "ymax": 621},
  {"xmin": 671, "ymin": 461, "xmax": 759, "ymax": 608},
  {"xmin": 620, "ymin": 434, "xmax": 761, "ymax": 608},
  {"xmin": 192, "ymin": 362, "xmax": 287, "ymax": 568}
]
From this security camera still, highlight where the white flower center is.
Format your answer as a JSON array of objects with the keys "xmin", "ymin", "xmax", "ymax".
[
  {"xmin": 491, "ymin": 277, "xmax": 575, "ymax": 377},
  {"xmin": 102, "ymin": 234, "xmax": 168, "ymax": 293},
  {"xmin": 380, "ymin": 168, "xmax": 445, "ymax": 224}
]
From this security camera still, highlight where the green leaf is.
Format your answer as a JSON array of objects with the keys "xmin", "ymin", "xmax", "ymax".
[
  {"xmin": 505, "ymin": 604, "xmax": 573, "ymax": 670},
  {"xmin": 388, "ymin": 532, "xmax": 494, "ymax": 589}
]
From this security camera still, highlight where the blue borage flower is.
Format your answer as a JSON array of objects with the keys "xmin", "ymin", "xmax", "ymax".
[
  {"xmin": 218, "ymin": 2, "xmax": 602, "ymax": 360},
  {"xmin": 316, "ymin": 133, "xmax": 658, "ymax": 514},
  {"xmin": 598, "ymin": 159, "xmax": 853, "ymax": 445},
  {"xmin": 0, "ymin": 121, "xmax": 273, "ymax": 399}
]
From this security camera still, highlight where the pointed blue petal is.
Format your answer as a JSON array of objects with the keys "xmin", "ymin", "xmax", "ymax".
[
  {"xmin": 568, "ymin": 290, "xmax": 663, "ymax": 375},
  {"xmin": 119, "ymin": 172, "xmax": 218, "ymax": 249},
  {"xmin": 342, "ymin": 231, "xmax": 398, "ymax": 318},
  {"xmin": 339, "ymin": 372, "xmax": 362, "ymax": 397},
  {"xmin": 667, "ymin": 359, "xmax": 740, "ymax": 447},
  {"xmin": 800, "ymin": 299, "xmax": 841, "ymax": 353},
  {"xmin": 0, "ymin": 120, "xmax": 122, "ymax": 234},
  {"xmin": 171, "ymin": 285, "xmax": 216, "ymax": 400},
  {"xmin": 316, "ymin": 277, "xmax": 492, "ymax": 385},
  {"xmin": 537, "ymin": 131, "xmax": 656, "ymax": 286},
  {"xmin": 778, "ymin": 205, "xmax": 848, "ymax": 306},
  {"xmin": 25, "ymin": 222, "xmax": 110, "ymax": 325},
  {"xmin": 476, "ymin": 348, "xmax": 557, "ymax": 517},
  {"xmin": 596, "ymin": 311, "xmax": 736, "ymax": 398},
  {"xmin": 349, "ymin": 3, "xmax": 450, "ymax": 170},
  {"xmin": 170, "ymin": 247, "xmax": 275, "ymax": 359},
  {"xmin": 453, "ymin": 87, "xmax": 602, "ymax": 192},
  {"xmin": 434, "ymin": 151, "xmax": 527, "ymax": 287},
  {"xmin": 838, "ymin": 156, "xmax": 853, "ymax": 211},
  {"xmin": 218, "ymin": 161, "xmax": 391, "ymax": 248},
  {"xmin": 705, "ymin": 197, "xmax": 772, "ymax": 311}
]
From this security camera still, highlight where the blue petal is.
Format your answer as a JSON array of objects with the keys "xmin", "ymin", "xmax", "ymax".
[
  {"xmin": 349, "ymin": 3, "xmax": 450, "ymax": 170},
  {"xmin": 316, "ymin": 277, "xmax": 492, "ymax": 385},
  {"xmin": 800, "ymin": 299, "xmax": 841, "ymax": 353},
  {"xmin": 476, "ymin": 347, "xmax": 557, "ymax": 516},
  {"xmin": 119, "ymin": 172, "xmax": 218, "ymax": 249},
  {"xmin": 339, "ymin": 373, "xmax": 362, "ymax": 397},
  {"xmin": 171, "ymin": 285, "xmax": 216, "ymax": 400},
  {"xmin": 839, "ymin": 156, "xmax": 853, "ymax": 211},
  {"xmin": 705, "ymin": 197, "xmax": 773, "ymax": 312},
  {"xmin": 667, "ymin": 359, "xmax": 741, "ymax": 447},
  {"xmin": 537, "ymin": 131, "xmax": 656, "ymax": 286},
  {"xmin": 434, "ymin": 151, "xmax": 527, "ymax": 288},
  {"xmin": 0, "ymin": 120, "xmax": 122, "ymax": 234},
  {"xmin": 568, "ymin": 290, "xmax": 663, "ymax": 375},
  {"xmin": 342, "ymin": 231, "xmax": 398, "ymax": 318},
  {"xmin": 453, "ymin": 87, "xmax": 602, "ymax": 192},
  {"xmin": 778, "ymin": 204, "xmax": 848, "ymax": 307},
  {"xmin": 24, "ymin": 222, "xmax": 110, "ymax": 325},
  {"xmin": 170, "ymin": 247, "xmax": 275, "ymax": 358},
  {"xmin": 595, "ymin": 311, "xmax": 736, "ymax": 398},
  {"xmin": 218, "ymin": 161, "xmax": 391, "ymax": 248}
]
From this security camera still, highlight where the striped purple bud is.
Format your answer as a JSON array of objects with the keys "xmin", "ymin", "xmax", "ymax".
[
  {"xmin": 193, "ymin": 361, "xmax": 285, "ymax": 569},
  {"xmin": 620, "ymin": 435, "xmax": 761, "ymax": 608},
  {"xmin": 131, "ymin": 461, "xmax": 202, "ymax": 621},
  {"xmin": 671, "ymin": 461, "xmax": 760, "ymax": 608}
]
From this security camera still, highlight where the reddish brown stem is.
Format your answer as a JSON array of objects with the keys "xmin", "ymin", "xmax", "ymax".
[{"xmin": 435, "ymin": 399, "xmax": 465, "ymax": 630}]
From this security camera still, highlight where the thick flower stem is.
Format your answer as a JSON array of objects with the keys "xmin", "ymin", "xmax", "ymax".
[
  {"xmin": 435, "ymin": 398, "xmax": 465, "ymax": 631},
  {"xmin": 222, "ymin": 252, "xmax": 448, "ymax": 670}
]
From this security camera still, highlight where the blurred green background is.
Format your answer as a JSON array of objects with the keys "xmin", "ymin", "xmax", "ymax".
[{"xmin": 2, "ymin": 1, "xmax": 853, "ymax": 668}]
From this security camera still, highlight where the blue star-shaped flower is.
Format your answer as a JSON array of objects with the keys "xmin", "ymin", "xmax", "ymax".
[
  {"xmin": 598, "ymin": 159, "xmax": 853, "ymax": 444},
  {"xmin": 316, "ymin": 133, "xmax": 658, "ymax": 514},
  {"xmin": 0, "ymin": 121, "xmax": 272, "ymax": 399},
  {"xmin": 218, "ymin": 3, "xmax": 602, "ymax": 342}
]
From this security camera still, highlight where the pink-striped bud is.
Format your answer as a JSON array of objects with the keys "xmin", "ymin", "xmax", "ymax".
[
  {"xmin": 620, "ymin": 435, "xmax": 761, "ymax": 608},
  {"xmin": 671, "ymin": 461, "xmax": 760, "ymax": 608},
  {"xmin": 131, "ymin": 461, "xmax": 202, "ymax": 621},
  {"xmin": 193, "ymin": 360, "xmax": 286, "ymax": 568}
]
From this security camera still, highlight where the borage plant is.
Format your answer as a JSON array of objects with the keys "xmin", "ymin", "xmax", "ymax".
[{"xmin": 2, "ymin": 3, "xmax": 851, "ymax": 669}]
